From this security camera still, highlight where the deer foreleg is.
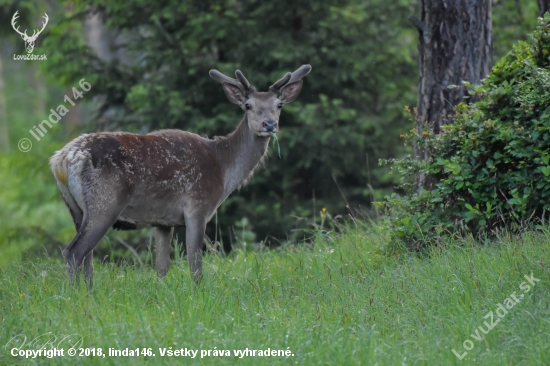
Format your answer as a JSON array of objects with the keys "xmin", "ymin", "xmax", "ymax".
[
  {"xmin": 155, "ymin": 226, "xmax": 174, "ymax": 279},
  {"xmin": 184, "ymin": 215, "xmax": 206, "ymax": 283}
]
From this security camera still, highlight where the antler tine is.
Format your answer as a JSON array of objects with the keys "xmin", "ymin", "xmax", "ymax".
[
  {"xmin": 270, "ymin": 64, "xmax": 312, "ymax": 93},
  {"xmin": 209, "ymin": 69, "xmax": 245, "ymax": 90},
  {"xmin": 235, "ymin": 70, "xmax": 253, "ymax": 92},
  {"xmin": 11, "ymin": 11, "xmax": 28, "ymax": 37},
  {"xmin": 269, "ymin": 72, "xmax": 291, "ymax": 93},
  {"xmin": 31, "ymin": 13, "xmax": 49, "ymax": 39},
  {"xmin": 288, "ymin": 64, "xmax": 312, "ymax": 84},
  {"xmin": 40, "ymin": 13, "xmax": 49, "ymax": 31}
]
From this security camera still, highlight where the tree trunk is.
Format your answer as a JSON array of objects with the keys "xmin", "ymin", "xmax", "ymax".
[
  {"xmin": 539, "ymin": 0, "xmax": 550, "ymax": 17},
  {"xmin": 412, "ymin": 0, "xmax": 493, "ymax": 135},
  {"xmin": 411, "ymin": 0, "xmax": 493, "ymax": 191},
  {"xmin": 83, "ymin": 7, "xmax": 129, "ymax": 132}
]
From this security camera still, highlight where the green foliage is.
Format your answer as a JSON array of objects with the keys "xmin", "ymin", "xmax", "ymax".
[
  {"xmin": 380, "ymin": 15, "xmax": 550, "ymax": 247},
  {"xmin": 0, "ymin": 150, "xmax": 74, "ymax": 266},
  {"xmin": 492, "ymin": 0, "xmax": 539, "ymax": 60},
  {"xmin": 38, "ymin": 0, "xmax": 420, "ymax": 243}
]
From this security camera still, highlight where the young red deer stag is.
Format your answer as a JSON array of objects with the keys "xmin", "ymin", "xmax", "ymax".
[{"xmin": 50, "ymin": 65, "xmax": 311, "ymax": 286}]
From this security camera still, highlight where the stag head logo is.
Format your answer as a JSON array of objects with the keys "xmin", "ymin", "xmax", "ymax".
[{"xmin": 11, "ymin": 11, "xmax": 49, "ymax": 54}]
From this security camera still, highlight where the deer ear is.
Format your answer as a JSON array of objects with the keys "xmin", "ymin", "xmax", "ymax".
[
  {"xmin": 279, "ymin": 80, "xmax": 303, "ymax": 103},
  {"xmin": 222, "ymin": 82, "xmax": 245, "ymax": 105}
]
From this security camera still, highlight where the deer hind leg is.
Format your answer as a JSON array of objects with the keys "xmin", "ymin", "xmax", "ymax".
[
  {"xmin": 63, "ymin": 205, "xmax": 125, "ymax": 288},
  {"xmin": 83, "ymin": 251, "xmax": 94, "ymax": 288},
  {"xmin": 65, "ymin": 198, "xmax": 95, "ymax": 287},
  {"xmin": 155, "ymin": 226, "xmax": 174, "ymax": 279},
  {"xmin": 55, "ymin": 181, "xmax": 95, "ymax": 285}
]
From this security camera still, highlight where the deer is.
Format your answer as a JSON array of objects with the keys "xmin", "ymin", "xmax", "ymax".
[
  {"xmin": 11, "ymin": 11, "xmax": 49, "ymax": 54},
  {"xmin": 50, "ymin": 65, "xmax": 311, "ymax": 287}
]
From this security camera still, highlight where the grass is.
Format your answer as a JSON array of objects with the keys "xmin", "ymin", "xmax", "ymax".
[{"xmin": 1, "ymin": 225, "xmax": 549, "ymax": 365}]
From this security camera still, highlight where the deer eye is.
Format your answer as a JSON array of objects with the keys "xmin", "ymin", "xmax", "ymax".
[
  {"xmin": 245, "ymin": 104, "xmax": 251, "ymax": 110},
  {"xmin": 277, "ymin": 103, "xmax": 283, "ymax": 109}
]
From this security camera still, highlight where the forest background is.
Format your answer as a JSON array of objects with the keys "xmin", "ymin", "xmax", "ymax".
[{"xmin": 0, "ymin": 0, "xmax": 542, "ymax": 263}]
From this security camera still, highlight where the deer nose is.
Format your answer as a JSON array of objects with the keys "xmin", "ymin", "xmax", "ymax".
[{"xmin": 262, "ymin": 120, "xmax": 278, "ymax": 132}]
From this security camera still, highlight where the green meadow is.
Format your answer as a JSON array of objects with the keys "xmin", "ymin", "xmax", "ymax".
[{"xmin": 1, "ymin": 226, "xmax": 549, "ymax": 365}]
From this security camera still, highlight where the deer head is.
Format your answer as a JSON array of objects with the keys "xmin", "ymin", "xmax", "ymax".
[
  {"xmin": 209, "ymin": 65, "xmax": 311, "ymax": 137},
  {"xmin": 11, "ymin": 11, "xmax": 49, "ymax": 54}
]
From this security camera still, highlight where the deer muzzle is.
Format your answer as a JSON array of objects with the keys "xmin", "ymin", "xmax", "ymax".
[{"xmin": 262, "ymin": 120, "xmax": 278, "ymax": 133}]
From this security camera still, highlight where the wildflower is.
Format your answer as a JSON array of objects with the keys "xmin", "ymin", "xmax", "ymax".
[
  {"xmin": 399, "ymin": 134, "xmax": 405, "ymax": 138},
  {"xmin": 404, "ymin": 105, "xmax": 410, "ymax": 112},
  {"xmin": 19, "ymin": 293, "xmax": 23, "ymax": 298},
  {"xmin": 322, "ymin": 207, "xmax": 327, "ymax": 213}
]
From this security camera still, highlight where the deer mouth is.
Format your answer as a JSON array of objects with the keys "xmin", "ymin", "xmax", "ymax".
[{"xmin": 258, "ymin": 130, "xmax": 277, "ymax": 137}]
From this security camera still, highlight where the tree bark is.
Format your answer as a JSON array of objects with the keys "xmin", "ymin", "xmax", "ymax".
[
  {"xmin": 412, "ymin": 0, "xmax": 493, "ymax": 135},
  {"xmin": 411, "ymin": 0, "xmax": 492, "ymax": 192},
  {"xmin": 539, "ymin": 0, "xmax": 550, "ymax": 17}
]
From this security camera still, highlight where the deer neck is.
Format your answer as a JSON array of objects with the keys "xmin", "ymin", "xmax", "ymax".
[{"xmin": 213, "ymin": 116, "xmax": 270, "ymax": 198}]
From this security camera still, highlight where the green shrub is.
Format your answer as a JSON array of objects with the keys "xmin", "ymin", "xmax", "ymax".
[{"xmin": 379, "ymin": 15, "xmax": 550, "ymax": 248}]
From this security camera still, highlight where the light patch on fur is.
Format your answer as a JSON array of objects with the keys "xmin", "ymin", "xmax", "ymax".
[
  {"xmin": 55, "ymin": 167, "xmax": 68, "ymax": 185},
  {"xmin": 49, "ymin": 134, "xmax": 93, "ymax": 212}
]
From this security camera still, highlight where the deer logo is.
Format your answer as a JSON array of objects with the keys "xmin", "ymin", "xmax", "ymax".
[{"xmin": 11, "ymin": 11, "xmax": 49, "ymax": 54}]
